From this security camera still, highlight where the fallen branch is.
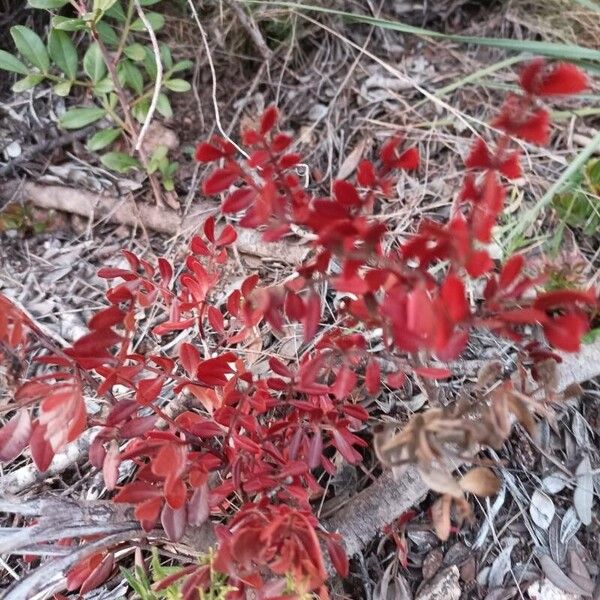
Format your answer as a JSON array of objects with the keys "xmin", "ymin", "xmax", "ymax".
[{"xmin": 1, "ymin": 181, "xmax": 309, "ymax": 264}]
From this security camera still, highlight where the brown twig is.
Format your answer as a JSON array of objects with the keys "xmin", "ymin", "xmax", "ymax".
[{"xmin": 1, "ymin": 180, "xmax": 310, "ymax": 264}]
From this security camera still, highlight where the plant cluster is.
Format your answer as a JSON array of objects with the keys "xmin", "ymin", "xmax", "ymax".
[
  {"xmin": 0, "ymin": 0, "xmax": 191, "ymax": 190},
  {"xmin": 0, "ymin": 59, "xmax": 597, "ymax": 598}
]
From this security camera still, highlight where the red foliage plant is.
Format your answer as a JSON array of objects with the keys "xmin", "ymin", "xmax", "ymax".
[{"xmin": 0, "ymin": 59, "xmax": 597, "ymax": 598}]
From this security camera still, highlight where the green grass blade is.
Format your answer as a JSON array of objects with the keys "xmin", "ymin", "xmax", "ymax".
[
  {"xmin": 506, "ymin": 131, "xmax": 600, "ymax": 245},
  {"xmin": 245, "ymin": 2, "xmax": 600, "ymax": 62}
]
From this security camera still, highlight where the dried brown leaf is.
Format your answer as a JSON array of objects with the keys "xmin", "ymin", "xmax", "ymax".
[
  {"xmin": 476, "ymin": 360, "xmax": 503, "ymax": 388},
  {"xmin": 419, "ymin": 467, "xmax": 464, "ymax": 499},
  {"xmin": 431, "ymin": 495, "xmax": 452, "ymax": 541},
  {"xmin": 335, "ymin": 139, "xmax": 367, "ymax": 181},
  {"xmin": 459, "ymin": 467, "xmax": 500, "ymax": 497},
  {"xmin": 539, "ymin": 554, "xmax": 591, "ymax": 596}
]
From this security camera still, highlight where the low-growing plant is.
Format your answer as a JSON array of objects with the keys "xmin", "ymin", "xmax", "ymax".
[
  {"xmin": 0, "ymin": 0, "xmax": 191, "ymax": 192},
  {"xmin": 0, "ymin": 59, "xmax": 597, "ymax": 598}
]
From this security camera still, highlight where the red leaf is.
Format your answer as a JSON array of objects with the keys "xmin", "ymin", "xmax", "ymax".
[
  {"xmin": 158, "ymin": 258, "xmax": 173, "ymax": 286},
  {"xmin": 222, "ymin": 187, "xmax": 256, "ymax": 213},
  {"xmin": 88, "ymin": 306, "xmax": 124, "ymax": 331},
  {"xmin": 534, "ymin": 289, "xmax": 597, "ymax": 311},
  {"xmin": 331, "ymin": 428, "xmax": 361, "ymax": 464},
  {"xmin": 396, "ymin": 147, "xmax": 419, "ymax": 170},
  {"xmin": 114, "ymin": 481, "xmax": 163, "ymax": 504},
  {"xmin": 79, "ymin": 553, "xmax": 115, "ymax": 596},
  {"xmin": 466, "ymin": 250, "xmax": 493, "ymax": 277},
  {"xmin": 498, "ymin": 308, "xmax": 548, "ymax": 324},
  {"xmin": 260, "ymin": 105, "xmax": 278, "ymax": 134},
  {"xmin": 30, "ymin": 422, "xmax": 54, "ymax": 472},
  {"xmin": 303, "ymin": 293, "xmax": 321, "ymax": 342},
  {"xmin": 271, "ymin": 133, "xmax": 293, "ymax": 152},
  {"xmin": 195, "ymin": 142, "xmax": 224, "ymax": 162},
  {"xmin": 357, "ymin": 160, "xmax": 376, "ymax": 187},
  {"xmin": 179, "ymin": 342, "xmax": 201, "ymax": 377},
  {"xmin": 103, "ymin": 441, "xmax": 120, "ymax": 490},
  {"xmin": 202, "ymin": 168, "xmax": 239, "ymax": 195},
  {"xmin": 97, "ymin": 267, "xmax": 131, "ymax": 279},
  {"xmin": 465, "ymin": 138, "xmax": 491, "ymax": 169},
  {"xmin": 135, "ymin": 496, "xmax": 162, "ymax": 532},
  {"xmin": 386, "ymin": 371, "xmax": 407, "ymax": 389},
  {"xmin": 365, "ymin": 358, "xmax": 381, "ymax": 395},
  {"xmin": 153, "ymin": 443, "xmax": 186, "ymax": 479},
  {"xmin": 441, "ymin": 274, "xmax": 469, "ymax": 322},
  {"xmin": 537, "ymin": 63, "xmax": 588, "ymax": 96},
  {"xmin": 499, "ymin": 254, "xmax": 524, "ymax": 288},
  {"xmin": 543, "ymin": 312, "xmax": 588, "ymax": 352},
  {"xmin": 215, "ymin": 224, "xmax": 237, "ymax": 247},
  {"xmin": 325, "ymin": 534, "xmax": 349, "ymax": 578},
  {"xmin": 207, "ymin": 306, "xmax": 225, "ymax": 334},
  {"xmin": 520, "ymin": 59, "xmax": 588, "ymax": 96},
  {"xmin": 0, "ymin": 410, "xmax": 31, "ymax": 462},
  {"xmin": 269, "ymin": 356, "xmax": 292, "ymax": 378},
  {"xmin": 499, "ymin": 152, "xmax": 522, "ymax": 179},
  {"xmin": 413, "ymin": 366, "xmax": 452, "ymax": 379},
  {"xmin": 135, "ymin": 376, "xmax": 164, "ymax": 405},
  {"xmin": 333, "ymin": 180, "xmax": 361, "ymax": 207},
  {"xmin": 67, "ymin": 553, "xmax": 105, "ymax": 592},
  {"xmin": 332, "ymin": 366, "xmax": 357, "ymax": 400},
  {"xmin": 197, "ymin": 356, "xmax": 234, "ymax": 386},
  {"xmin": 165, "ymin": 477, "xmax": 188, "ymax": 510}
]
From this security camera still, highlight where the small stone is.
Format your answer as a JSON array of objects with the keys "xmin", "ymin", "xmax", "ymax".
[{"xmin": 5, "ymin": 140, "xmax": 22, "ymax": 158}]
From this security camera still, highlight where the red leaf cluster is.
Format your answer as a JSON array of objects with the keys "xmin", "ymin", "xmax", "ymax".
[{"xmin": 0, "ymin": 59, "xmax": 596, "ymax": 598}]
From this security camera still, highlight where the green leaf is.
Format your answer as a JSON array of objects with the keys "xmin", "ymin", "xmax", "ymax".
[
  {"xmin": 118, "ymin": 59, "xmax": 143, "ymax": 95},
  {"xmin": 53, "ymin": 80, "xmax": 72, "ymax": 96},
  {"xmin": 140, "ymin": 0, "xmax": 162, "ymax": 5},
  {"xmin": 130, "ymin": 12, "xmax": 165, "ymax": 32},
  {"xmin": 28, "ymin": 0, "xmax": 69, "ymax": 8},
  {"xmin": 159, "ymin": 43, "xmax": 172, "ymax": 69},
  {"xmin": 96, "ymin": 21, "xmax": 119, "ymax": 46},
  {"xmin": 156, "ymin": 93, "xmax": 172, "ymax": 118},
  {"xmin": 583, "ymin": 328, "xmax": 600, "ymax": 344},
  {"xmin": 48, "ymin": 30, "xmax": 78, "ymax": 80},
  {"xmin": 51, "ymin": 16, "xmax": 88, "ymax": 31},
  {"xmin": 60, "ymin": 106, "xmax": 106, "ymax": 129},
  {"xmin": 169, "ymin": 59, "xmax": 193, "ymax": 74},
  {"xmin": 87, "ymin": 127, "xmax": 122, "ymax": 151},
  {"xmin": 125, "ymin": 43, "xmax": 146, "ymax": 61},
  {"xmin": 83, "ymin": 42, "xmax": 106, "ymax": 82},
  {"xmin": 132, "ymin": 98, "xmax": 150, "ymax": 122},
  {"xmin": 0, "ymin": 49, "xmax": 29, "ymax": 75},
  {"xmin": 11, "ymin": 26, "xmax": 50, "ymax": 72},
  {"xmin": 93, "ymin": 0, "xmax": 118, "ymax": 11},
  {"xmin": 93, "ymin": 77, "xmax": 113, "ymax": 94},
  {"xmin": 108, "ymin": 92, "xmax": 118, "ymax": 110},
  {"xmin": 163, "ymin": 78, "xmax": 190, "ymax": 92},
  {"xmin": 105, "ymin": 1, "xmax": 127, "ymax": 21},
  {"xmin": 12, "ymin": 73, "xmax": 45, "ymax": 92},
  {"xmin": 101, "ymin": 151, "xmax": 140, "ymax": 172},
  {"xmin": 142, "ymin": 47, "xmax": 157, "ymax": 79},
  {"xmin": 150, "ymin": 144, "xmax": 168, "ymax": 163}
]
